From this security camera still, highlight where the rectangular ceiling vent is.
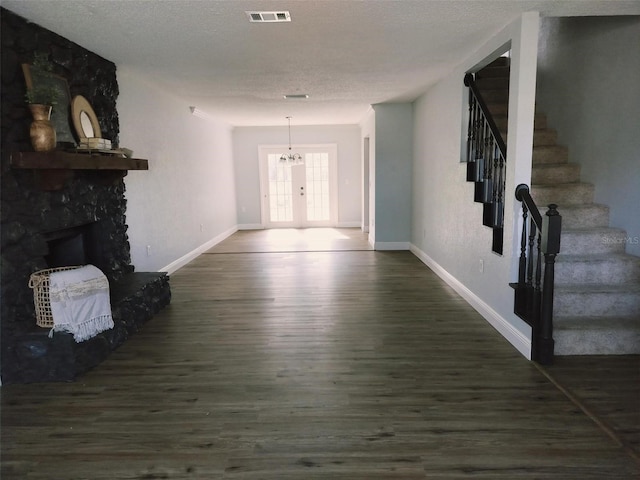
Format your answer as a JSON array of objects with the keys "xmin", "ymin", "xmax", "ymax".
[{"xmin": 246, "ymin": 11, "xmax": 291, "ymax": 23}]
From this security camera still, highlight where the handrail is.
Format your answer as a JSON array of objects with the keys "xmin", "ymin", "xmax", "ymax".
[
  {"xmin": 464, "ymin": 73, "xmax": 507, "ymax": 158},
  {"xmin": 514, "ymin": 183, "xmax": 542, "ymax": 230},
  {"xmin": 513, "ymin": 184, "xmax": 562, "ymax": 365},
  {"xmin": 515, "ymin": 184, "xmax": 561, "ymax": 256},
  {"xmin": 464, "ymin": 72, "xmax": 507, "ymax": 254}
]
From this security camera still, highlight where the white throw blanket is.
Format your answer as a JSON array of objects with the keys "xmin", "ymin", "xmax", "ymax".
[{"xmin": 48, "ymin": 265, "xmax": 114, "ymax": 342}]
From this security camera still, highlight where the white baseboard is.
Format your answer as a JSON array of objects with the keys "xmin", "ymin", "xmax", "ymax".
[
  {"xmin": 410, "ymin": 244, "xmax": 531, "ymax": 360},
  {"xmin": 237, "ymin": 224, "xmax": 264, "ymax": 230},
  {"xmin": 240, "ymin": 222, "xmax": 361, "ymax": 229},
  {"xmin": 375, "ymin": 241, "xmax": 410, "ymax": 251},
  {"xmin": 336, "ymin": 221, "xmax": 361, "ymax": 228},
  {"xmin": 160, "ymin": 225, "xmax": 238, "ymax": 274}
]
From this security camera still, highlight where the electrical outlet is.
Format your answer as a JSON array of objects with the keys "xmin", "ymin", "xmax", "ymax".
[
  {"xmin": 200, "ymin": 224, "xmax": 204, "ymax": 232},
  {"xmin": 479, "ymin": 259, "xmax": 484, "ymax": 273},
  {"xmin": 146, "ymin": 245, "xmax": 151, "ymax": 257}
]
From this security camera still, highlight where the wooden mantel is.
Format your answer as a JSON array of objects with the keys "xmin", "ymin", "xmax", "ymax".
[
  {"xmin": 9, "ymin": 150, "xmax": 149, "ymax": 190},
  {"xmin": 10, "ymin": 150, "xmax": 148, "ymax": 170}
]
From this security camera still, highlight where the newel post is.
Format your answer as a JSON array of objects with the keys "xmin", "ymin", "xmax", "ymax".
[{"xmin": 538, "ymin": 204, "xmax": 562, "ymax": 365}]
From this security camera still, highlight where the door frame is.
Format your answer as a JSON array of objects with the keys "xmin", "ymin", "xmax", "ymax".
[
  {"xmin": 362, "ymin": 136, "xmax": 370, "ymax": 233},
  {"xmin": 258, "ymin": 144, "xmax": 339, "ymax": 228}
]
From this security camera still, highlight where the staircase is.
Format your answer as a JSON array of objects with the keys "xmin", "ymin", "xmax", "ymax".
[{"xmin": 476, "ymin": 57, "xmax": 640, "ymax": 355}]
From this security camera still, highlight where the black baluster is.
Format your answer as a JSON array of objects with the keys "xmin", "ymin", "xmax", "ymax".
[
  {"xmin": 524, "ymin": 217, "xmax": 537, "ymax": 320},
  {"xmin": 474, "ymin": 112, "xmax": 486, "ymax": 202},
  {"xmin": 482, "ymin": 122, "xmax": 493, "ymax": 204},
  {"xmin": 485, "ymin": 138, "xmax": 499, "ymax": 225},
  {"xmin": 519, "ymin": 205, "xmax": 528, "ymax": 286},
  {"xmin": 492, "ymin": 152, "xmax": 505, "ymax": 228},
  {"xmin": 514, "ymin": 204, "xmax": 529, "ymax": 318},
  {"xmin": 529, "ymin": 230, "xmax": 542, "ymax": 361},
  {"xmin": 527, "ymin": 219, "xmax": 536, "ymax": 288},
  {"xmin": 474, "ymin": 105, "xmax": 483, "ymax": 181},
  {"xmin": 533, "ymin": 230, "xmax": 542, "ymax": 323},
  {"xmin": 466, "ymin": 92, "xmax": 475, "ymax": 180},
  {"xmin": 483, "ymin": 135, "xmax": 495, "ymax": 226}
]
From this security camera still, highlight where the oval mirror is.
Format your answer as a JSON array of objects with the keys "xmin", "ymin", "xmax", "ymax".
[
  {"xmin": 71, "ymin": 95, "xmax": 102, "ymax": 141},
  {"xmin": 80, "ymin": 111, "xmax": 94, "ymax": 138}
]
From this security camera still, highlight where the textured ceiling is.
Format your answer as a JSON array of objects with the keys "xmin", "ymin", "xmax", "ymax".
[{"xmin": 3, "ymin": 0, "xmax": 639, "ymax": 126}]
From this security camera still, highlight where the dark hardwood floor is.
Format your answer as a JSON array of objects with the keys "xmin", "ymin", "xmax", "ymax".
[
  {"xmin": 2, "ymin": 229, "xmax": 638, "ymax": 479},
  {"xmin": 205, "ymin": 228, "xmax": 373, "ymax": 253},
  {"xmin": 539, "ymin": 355, "xmax": 640, "ymax": 460}
]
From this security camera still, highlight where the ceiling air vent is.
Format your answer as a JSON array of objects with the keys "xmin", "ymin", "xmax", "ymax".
[{"xmin": 246, "ymin": 11, "xmax": 291, "ymax": 23}]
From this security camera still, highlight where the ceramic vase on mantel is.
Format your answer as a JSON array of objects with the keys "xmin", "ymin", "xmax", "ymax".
[{"xmin": 29, "ymin": 104, "xmax": 56, "ymax": 152}]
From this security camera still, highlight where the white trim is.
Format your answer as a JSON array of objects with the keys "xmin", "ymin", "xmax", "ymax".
[
  {"xmin": 160, "ymin": 226, "xmax": 238, "ymax": 274},
  {"xmin": 375, "ymin": 241, "xmax": 410, "ymax": 251},
  {"xmin": 258, "ymin": 144, "xmax": 339, "ymax": 228},
  {"xmin": 238, "ymin": 223, "xmax": 265, "ymax": 230},
  {"xmin": 337, "ymin": 221, "xmax": 361, "ymax": 228},
  {"xmin": 410, "ymin": 243, "xmax": 531, "ymax": 360}
]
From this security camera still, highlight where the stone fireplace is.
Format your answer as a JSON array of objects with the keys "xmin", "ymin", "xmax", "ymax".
[
  {"xmin": 1, "ymin": 8, "xmax": 171, "ymax": 384},
  {"xmin": 42, "ymin": 221, "xmax": 102, "ymax": 268}
]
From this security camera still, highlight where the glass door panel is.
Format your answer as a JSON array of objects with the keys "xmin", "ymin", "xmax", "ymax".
[
  {"xmin": 261, "ymin": 145, "xmax": 337, "ymax": 228},
  {"xmin": 267, "ymin": 153, "xmax": 293, "ymax": 223},
  {"xmin": 305, "ymin": 152, "xmax": 331, "ymax": 222}
]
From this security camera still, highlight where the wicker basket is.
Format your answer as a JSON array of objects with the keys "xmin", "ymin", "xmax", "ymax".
[{"xmin": 28, "ymin": 266, "xmax": 81, "ymax": 328}]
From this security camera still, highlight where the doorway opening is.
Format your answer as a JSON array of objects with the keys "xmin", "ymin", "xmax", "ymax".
[{"xmin": 259, "ymin": 145, "xmax": 338, "ymax": 228}]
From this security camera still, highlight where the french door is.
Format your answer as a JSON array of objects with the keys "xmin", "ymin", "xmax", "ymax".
[{"xmin": 259, "ymin": 145, "xmax": 338, "ymax": 228}]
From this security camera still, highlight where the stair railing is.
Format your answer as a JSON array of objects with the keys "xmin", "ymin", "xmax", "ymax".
[
  {"xmin": 513, "ymin": 184, "xmax": 562, "ymax": 364},
  {"xmin": 464, "ymin": 73, "xmax": 507, "ymax": 255}
]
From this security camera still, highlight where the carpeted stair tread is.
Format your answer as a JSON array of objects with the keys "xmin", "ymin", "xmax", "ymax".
[
  {"xmin": 531, "ymin": 182, "xmax": 594, "ymax": 206},
  {"xmin": 474, "ymin": 58, "xmax": 636, "ymax": 356},
  {"xmin": 553, "ymin": 315, "xmax": 640, "ymax": 355},
  {"xmin": 551, "ymin": 203, "xmax": 610, "ymax": 229},
  {"xmin": 493, "ymin": 113, "xmax": 547, "ymax": 133},
  {"xmin": 555, "ymin": 268, "xmax": 640, "ymax": 286},
  {"xmin": 554, "ymin": 282, "xmax": 640, "ymax": 294},
  {"xmin": 555, "ymin": 253, "xmax": 640, "ymax": 284},
  {"xmin": 480, "ymin": 89, "xmax": 509, "ymax": 103},
  {"xmin": 486, "ymin": 102, "xmax": 509, "ymax": 116},
  {"xmin": 555, "ymin": 314, "xmax": 640, "ymax": 327},
  {"xmin": 560, "ymin": 227, "xmax": 629, "ymax": 255},
  {"xmin": 533, "ymin": 129, "xmax": 558, "ymax": 147},
  {"xmin": 533, "ymin": 145, "xmax": 569, "ymax": 165},
  {"xmin": 554, "ymin": 283, "xmax": 640, "ymax": 317},
  {"xmin": 532, "ymin": 163, "xmax": 581, "ymax": 184}
]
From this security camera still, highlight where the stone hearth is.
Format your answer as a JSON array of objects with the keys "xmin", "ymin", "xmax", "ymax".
[
  {"xmin": 5, "ymin": 273, "xmax": 170, "ymax": 383},
  {"xmin": 1, "ymin": 8, "xmax": 171, "ymax": 384}
]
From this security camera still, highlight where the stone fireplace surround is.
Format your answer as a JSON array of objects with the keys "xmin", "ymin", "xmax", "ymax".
[{"xmin": 1, "ymin": 8, "xmax": 171, "ymax": 384}]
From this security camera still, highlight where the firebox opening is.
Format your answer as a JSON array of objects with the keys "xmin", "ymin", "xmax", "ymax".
[{"xmin": 43, "ymin": 222, "xmax": 100, "ymax": 269}]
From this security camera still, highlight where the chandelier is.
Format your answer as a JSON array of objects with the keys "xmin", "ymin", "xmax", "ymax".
[{"xmin": 280, "ymin": 116, "xmax": 303, "ymax": 165}]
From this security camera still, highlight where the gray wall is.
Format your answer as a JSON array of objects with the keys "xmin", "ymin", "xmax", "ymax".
[
  {"xmin": 233, "ymin": 125, "xmax": 362, "ymax": 228},
  {"xmin": 373, "ymin": 103, "xmax": 413, "ymax": 246},
  {"xmin": 411, "ymin": 13, "xmax": 541, "ymax": 358},
  {"xmin": 537, "ymin": 16, "xmax": 640, "ymax": 256},
  {"xmin": 118, "ymin": 67, "xmax": 238, "ymax": 271}
]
